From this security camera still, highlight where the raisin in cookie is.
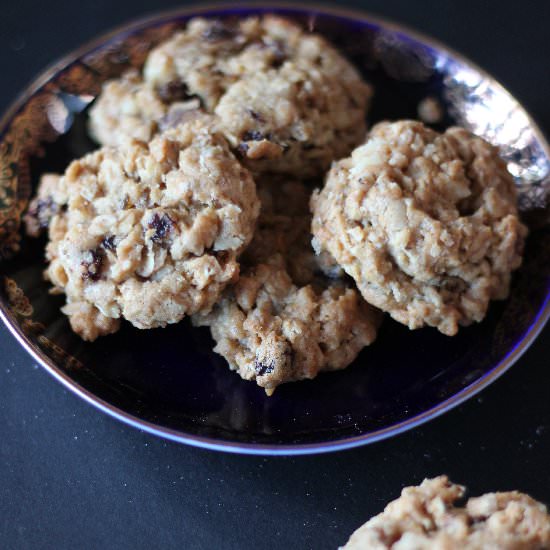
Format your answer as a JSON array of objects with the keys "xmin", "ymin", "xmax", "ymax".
[
  {"xmin": 89, "ymin": 16, "xmax": 372, "ymax": 178},
  {"xmin": 24, "ymin": 173, "xmax": 63, "ymax": 238},
  {"xmin": 342, "ymin": 476, "xmax": 550, "ymax": 549},
  {"xmin": 33, "ymin": 118, "xmax": 259, "ymax": 341},
  {"xmin": 311, "ymin": 120, "xmax": 527, "ymax": 336},
  {"xmin": 193, "ymin": 178, "xmax": 379, "ymax": 394}
]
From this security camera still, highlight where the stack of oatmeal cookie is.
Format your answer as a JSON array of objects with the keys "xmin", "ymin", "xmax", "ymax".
[{"xmin": 24, "ymin": 16, "xmax": 526, "ymax": 394}]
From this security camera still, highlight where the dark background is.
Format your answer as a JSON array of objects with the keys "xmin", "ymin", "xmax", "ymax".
[{"xmin": 1, "ymin": 1, "xmax": 549, "ymax": 548}]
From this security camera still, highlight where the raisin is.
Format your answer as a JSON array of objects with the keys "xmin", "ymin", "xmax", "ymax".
[
  {"xmin": 215, "ymin": 250, "xmax": 231, "ymax": 263},
  {"xmin": 439, "ymin": 277, "xmax": 466, "ymax": 293},
  {"xmin": 81, "ymin": 249, "xmax": 104, "ymax": 281},
  {"xmin": 247, "ymin": 109, "xmax": 265, "ymax": 123},
  {"xmin": 27, "ymin": 197, "xmax": 59, "ymax": 231},
  {"xmin": 101, "ymin": 235, "xmax": 116, "ymax": 252},
  {"xmin": 202, "ymin": 20, "xmax": 237, "ymax": 42},
  {"xmin": 38, "ymin": 198, "xmax": 58, "ymax": 227},
  {"xmin": 255, "ymin": 359, "xmax": 274, "ymax": 377},
  {"xmin": 237, "ymin": 142, "xmax": 249, "ymax": 156},
  {"xmin": 242, "ymin": 130, "xmax": 265, "ymax": 142},
  {"xmin": 149, "ymin": 213, "xmax": 174, "ymax": 242},
  {"xmin": 262, "ymin": 39, "xmax": 287, "ymax": 68},
  {"xmin": 157, "ymin": 80, "xmax": 203, "ymax": 106}
]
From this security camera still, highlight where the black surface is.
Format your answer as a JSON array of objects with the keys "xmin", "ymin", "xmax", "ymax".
[{"xmin": 1, "ymin": 1, "xmax": 549, "ymax": 548}]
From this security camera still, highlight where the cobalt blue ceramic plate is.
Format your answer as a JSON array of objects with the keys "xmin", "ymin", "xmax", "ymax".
[{"xmin": 0, "ymin": 4, "xmax": 549, "ymax": 455}]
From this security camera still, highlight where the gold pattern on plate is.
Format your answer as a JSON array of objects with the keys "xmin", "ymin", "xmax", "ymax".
[
  {"xmin": 3, "ymin": 276, "xmax": 83, "ymax": 370},
  {"xmin": 0, "ymin": 21, "xmax": 178, "ymax": 259}
]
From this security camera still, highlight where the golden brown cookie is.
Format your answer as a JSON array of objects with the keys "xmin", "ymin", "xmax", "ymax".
[
  {"xmin": 342, "ymin": 476, "xmax": 550, "ymax": 549},
  {"xmin": 31, "ymin": 118, "xmax": 259, "ymax": 340},
  {"xmin": 312, "ymin": 120, "xmax": 527, "ymax": 336},
  {"xmin": 89, "ymin": 16, "xmax": 372, "ymax": 178}
]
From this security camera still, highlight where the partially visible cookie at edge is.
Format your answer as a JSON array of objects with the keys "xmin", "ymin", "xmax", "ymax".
[
  {"xmin": 32, "ymin": 117, "xmax": 260, "ymax": 341},
  {"xmin": 341, "ymin": 476, "xmax": 550, "ymax": 549},
  {"xmin": 311, "ymin": 120, "xmax": 527, "ymax": 336}
]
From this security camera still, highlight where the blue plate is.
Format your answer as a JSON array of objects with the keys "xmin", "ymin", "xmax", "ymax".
[{"xmin": 0, "ymin": 4, "xmax": 549, "ymax": 455}]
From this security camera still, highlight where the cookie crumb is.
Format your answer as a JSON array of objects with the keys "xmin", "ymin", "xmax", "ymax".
[{"xmin": 417, "ymin": 95, "xmax": 444, "ymax": 124}]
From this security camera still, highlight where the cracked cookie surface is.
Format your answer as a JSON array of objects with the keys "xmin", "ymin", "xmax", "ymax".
[
  {"xmin": 311, "ymin": 120, "xmax": 527, "ymax": 336},
  {"xmin": 30, "ymin": 118, "xmax": 259, "ymax": 341},
  {"xmin": 193, "ymin": 178, "xmax": 379, "ymax": 394},
  {"xmin": 342, "ymin": 476, "xmax": 550, "ymax": 549},
  {"xmin": 89, "ymin": 15, "xmax": 372, "ymax": 178}
]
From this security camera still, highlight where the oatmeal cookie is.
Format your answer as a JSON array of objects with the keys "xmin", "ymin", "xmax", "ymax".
[
  {"xmin": 33, "ymin": 118, "xmax": 259, "ymax": 341},
  {"xmin": 89, "ymin": 16, "xmax": 372, "ymax": 177},
  {"xmin": 311, "ymin": 120, "xmax": 527, "ymax": 336},
  {"xmin": 342, "ymin": 476, "xmax": 550, "ymax": 549},
  {"xmin": 193, "ymin": 178, "xmax": 379, "ymax": 394},
  {"xmin": 193, "ymin": 255, "xmax": 379, "ymax": 395}
]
